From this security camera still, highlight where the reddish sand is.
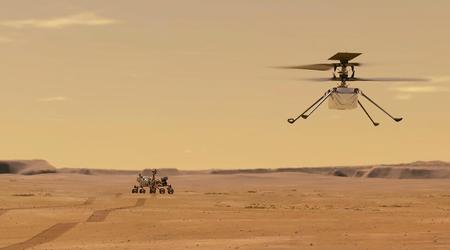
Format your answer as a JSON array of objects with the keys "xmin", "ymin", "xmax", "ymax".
[{"xmin": 0, "ymin": 172, "xmax": 450, "ymax": 249}]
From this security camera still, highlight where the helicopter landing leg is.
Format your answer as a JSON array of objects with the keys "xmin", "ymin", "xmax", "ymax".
[
  {"xmin": 301, "ymin": 88, "xmax": 334, "ymax": 119},
  {"xmin": 358, "ymin": 100, "xmax": 379, "ymax": 126},
  {"xmin": 287, "ymin": 92, "xmax": 326, "ymax": 124},
  {"xmin": 359, "ymin": 91, "xmax": 403, "ymax": 122}
]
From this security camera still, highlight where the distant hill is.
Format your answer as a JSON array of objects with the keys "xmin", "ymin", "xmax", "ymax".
[
  {"xmin": 388, "ymin": 160, "xmax": 450, "ymax": 167},
  {"xmin": 142, "ymin": 168, "xmax": 210, "ymax": 176},
  {"xmin": 58, "ymin": 168, "xmax": 139, "ymax": 175},
  {"xmin": 210, "ymin": 161, "xmax": 450, "ymax": 179},
  {"xmin": 1, "ymin": 159, "xmax": 450, "ymax": 178},
  {"xmin": 0, "ymin": 160, "xmax": 57, "ymax": 175},
  {"xmin": 142, "ymin": 168, "xmax": 180, "ymax": 176}
]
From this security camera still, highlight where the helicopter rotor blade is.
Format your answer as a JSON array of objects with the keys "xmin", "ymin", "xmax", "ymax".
[
  {"xmin": 275, "ymin": 62, "xmax": 364, "ymax": 71},
  {"xmin": 301, "ymin": 77, "xmax": 429, "ymax": 82},
  {"xmin": 302, "ymin": 77, "xmax": 340, "ymax": 82},
  {"xmin": 347, "ymin": 62, "xmax": 363, "ymax": 67},
  {"xmin": 276, "ymin": 63, "xmax": 335, "ymax": 71},
  {"xmin": 348, "ymin": 77, "xmax": 429, "ymax": 82}
]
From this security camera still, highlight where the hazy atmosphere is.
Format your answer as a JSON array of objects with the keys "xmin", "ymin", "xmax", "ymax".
[{"xmin": 1, "ymin": 0, "xmax": 449, "ymax": 169}]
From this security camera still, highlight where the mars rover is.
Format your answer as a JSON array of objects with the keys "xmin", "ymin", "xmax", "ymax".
[{"xmin": 131, "ymin": 169, "xmax": 174, "ymax": 194}]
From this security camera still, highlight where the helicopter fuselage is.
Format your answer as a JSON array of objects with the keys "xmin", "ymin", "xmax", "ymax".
[{"xmin": 333, "ymin": 63, "xmax": 354, "ymax": 87}]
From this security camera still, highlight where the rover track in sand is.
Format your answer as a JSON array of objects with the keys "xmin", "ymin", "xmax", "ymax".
[{"xmin": 131, "ymin": 169, "xmax": 174, "ymax": 194}]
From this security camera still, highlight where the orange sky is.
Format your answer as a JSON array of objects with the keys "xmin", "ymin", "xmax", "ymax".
[{"xmin": 0, "ymin": 0, "xmax": 449, "ymax": 169}]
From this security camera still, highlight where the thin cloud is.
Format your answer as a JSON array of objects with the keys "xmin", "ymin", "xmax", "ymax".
[
  {"xmin": 390, "ymin": 86, "xmax": 449, "ymax": 93},
  {"xmin": 38, "ymin": 96, "xmax": 69, "ymax": 102},
  {"xmin": 0, "ymin": 36, "xmax": 14, "ymax": 43},
  {"xmin": 0, "ymin": 12, "xmax": 118, "ymax": 29},
  {"xmin": 430, "ymin": 75, "xmax": 450, "ymax": 84},
  {"xmin": 390, "ymin": 83, "xmax": 450, "ymax": 101},
  {"xmin": 393, "ymin": 94, "xmax": 413, "ymax": 101}
]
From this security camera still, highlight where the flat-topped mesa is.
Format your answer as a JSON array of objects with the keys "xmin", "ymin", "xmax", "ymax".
[{"xmin": 0, "ymin": 160, "xmax": 57, "ymax": 175}]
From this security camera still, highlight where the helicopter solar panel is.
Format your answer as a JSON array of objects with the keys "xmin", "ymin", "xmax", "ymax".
[{"xmin": 328, "ymin": 52, "xmax": 362, "ymax": 61}]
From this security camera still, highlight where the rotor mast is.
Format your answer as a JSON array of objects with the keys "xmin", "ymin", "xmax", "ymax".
[{"xmin": 328, "ymin": 52, "xmax": 362, "ymax": 87}]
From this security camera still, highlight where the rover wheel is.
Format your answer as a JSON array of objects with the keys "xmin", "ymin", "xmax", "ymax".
[
  {"xmin": 167, "ymin": 188, "xmax": 174, "ymax": 194},
  {"xmin": 150, "ymin": 187, "xmax": 156, "ymax": 193},
  {"xmin": 159, "ymin": 188, "xmax": 165, "ymax": 194}
]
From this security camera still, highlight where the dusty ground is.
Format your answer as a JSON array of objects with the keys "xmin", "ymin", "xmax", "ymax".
[{"xmin": 0, "ymin": 172, "xmax": 449, "ymax": 250}]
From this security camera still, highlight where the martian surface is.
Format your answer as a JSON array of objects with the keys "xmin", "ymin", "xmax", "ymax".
[{"xmin": 1, "ymin": 166, "xmax": 450, "ymax": 250}]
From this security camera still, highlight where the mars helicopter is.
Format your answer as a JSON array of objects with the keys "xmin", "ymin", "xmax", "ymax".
[{"xmin": 279, "ymin": 52, "xmax": 426, "ymax": 126}]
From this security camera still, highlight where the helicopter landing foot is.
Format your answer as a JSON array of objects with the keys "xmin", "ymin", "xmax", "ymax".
[
  {"xmin": 360, "ymin": 91, "xmax": 403, "ymax": 123},
  {"xmin": 358, "ymin": 100, "xmax": 380, "ymax": 127},
  {"xmin": 287, "ymin": 92, "xmax": 328, "ymax": 124}
]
